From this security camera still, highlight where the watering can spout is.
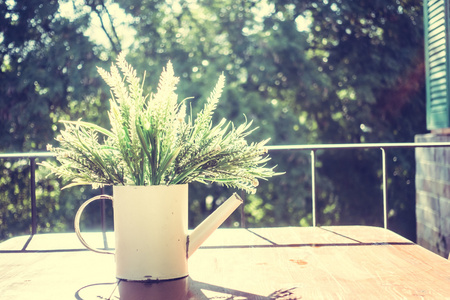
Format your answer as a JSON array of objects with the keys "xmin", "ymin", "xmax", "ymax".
[{"xmin": 187, "ymin": 193, "xmax": 243, "ymax": 258}]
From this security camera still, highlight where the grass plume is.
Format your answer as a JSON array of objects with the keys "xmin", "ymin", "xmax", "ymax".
[{"xmin": 42, "ymin": 54, "xmax": 282, "ymax": 194}]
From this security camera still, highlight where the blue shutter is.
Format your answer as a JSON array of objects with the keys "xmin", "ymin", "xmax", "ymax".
[{"xmin": 424, "ymin": 0, "xmax": 450, "ymax": 130}]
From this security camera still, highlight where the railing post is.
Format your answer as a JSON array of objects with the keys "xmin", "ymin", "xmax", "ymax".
[
  {"xmin": 381, "ymin": 148, "xmax": 388, "ymax": 229},
  {"xmin": 100, "ymin": 187, "xmax": 106, "ymax": 234},
  {"xmin": 240, "ymin": 191, "xmax": 246, "ymax": 228},
  {"xmin": 311, "ymin": 150, "xmax": 317, "ymax": 227},
  {"xmin": 100, "ymin": 187, "xmax": 109, "ymax": 249},
  {"xmin": 30, "ymin": 158, "xmax": 37, "ymax": 235}
]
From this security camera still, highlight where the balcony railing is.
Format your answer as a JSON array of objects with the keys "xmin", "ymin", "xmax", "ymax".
[
  {"xmin": 0, "ymin": 152, "xmax": 54, "ymax": 235},
  {"xmin": 2, "ymin": 141, "xmax": 450, "ymax": 236}
]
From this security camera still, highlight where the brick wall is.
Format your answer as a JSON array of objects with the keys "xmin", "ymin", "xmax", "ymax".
[{"xmin": 415, "ymin": 133, "xmax": 450, "ymax": 258}]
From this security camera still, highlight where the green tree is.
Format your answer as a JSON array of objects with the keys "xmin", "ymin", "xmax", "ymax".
[
  {"xmin": 0, "ymin": 0, "xmax": 427, "ymax": 242},
  {"xmin": 113, "ymin": 0, "xmax": 427, "ymax": 239},
  {"xmin": 0, "ymin": 0, "xmax": 112, "ymax": 239},
  {"xmin": 293, "ymin": 0, "xmax": 426, "ymax": 239}
]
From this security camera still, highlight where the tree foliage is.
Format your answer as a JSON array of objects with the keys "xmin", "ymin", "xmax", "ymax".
[
  {"xmin": 0, "ymin": 0, "xmax": 109, "ymax": 239},
  {"xmin": 0, "ymin": 0, "xmax": 426, "ymax": 241}
]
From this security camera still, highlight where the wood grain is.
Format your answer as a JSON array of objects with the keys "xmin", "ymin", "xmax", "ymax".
[{"xmin": 0, "ymin": 226, "xmax": 449, "ymax": 299}]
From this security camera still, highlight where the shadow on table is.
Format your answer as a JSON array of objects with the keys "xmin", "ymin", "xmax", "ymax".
[{"xmin": 74, "ymin": 276, "xmax": 301, "ymax": 300}]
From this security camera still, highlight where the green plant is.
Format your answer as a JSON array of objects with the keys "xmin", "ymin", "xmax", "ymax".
[{"xmin": 42, "ymin": 53, "xmax": 281, "ymax": 193}]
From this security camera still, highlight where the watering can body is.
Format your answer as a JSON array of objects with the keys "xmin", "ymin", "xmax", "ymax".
[{"xmin": 74, "ymin": 184, "xmax": 243, "ymax": 281}]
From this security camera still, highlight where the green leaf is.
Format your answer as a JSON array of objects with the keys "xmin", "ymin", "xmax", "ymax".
[{"xmin": 60, "ymin": 120, "xmax": 114, "ymax": 138}]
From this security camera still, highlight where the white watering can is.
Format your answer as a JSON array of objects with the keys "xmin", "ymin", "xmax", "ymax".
[{"xmin": 74, "ymin": 184, "xmax": 243, "ymax": 281}]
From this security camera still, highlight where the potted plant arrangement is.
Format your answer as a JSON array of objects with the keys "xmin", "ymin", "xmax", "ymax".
[{"xmin": 42, "ymin": 53, "xmax": 281, "ymax": 281}]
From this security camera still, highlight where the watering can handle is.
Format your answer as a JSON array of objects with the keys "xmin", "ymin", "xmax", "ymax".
[{"xmin": 74, "ymin": 194, "xmax": 114, "ymax": 255}]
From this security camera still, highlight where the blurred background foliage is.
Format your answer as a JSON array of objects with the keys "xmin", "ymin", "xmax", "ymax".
[{"xmin": 1, "ymin": 0, "xmax": 426, "ymax": 242}]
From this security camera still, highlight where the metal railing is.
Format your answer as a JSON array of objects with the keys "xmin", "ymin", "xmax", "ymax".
[
  {"xmin": 2, "ymin": 141, "xmax": 450, "ymax": 235},
  {"xmin": 0, "ymin": 152, "xmax": 55, "ymax": 235},
  {"xmin": 268, "ymin": 142, "xmax": 450, "ymax": 229}
]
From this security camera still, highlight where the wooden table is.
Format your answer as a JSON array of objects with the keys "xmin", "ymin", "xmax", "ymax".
[{"xmin": 0, "ymin": 226, "xmax": 449, "ymax": 299}]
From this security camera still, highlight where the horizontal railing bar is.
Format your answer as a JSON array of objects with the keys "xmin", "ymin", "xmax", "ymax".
[
  {"xmin": 1, "ymin": 142, "xmax": 449, "ymax": 159},
  {"xmin": 0, "ymin": 152, "xmax": 55, "ymax": 159},
  {"xmin": 266, "ymin": 142, "xmax": 450, "ymax": 151}
]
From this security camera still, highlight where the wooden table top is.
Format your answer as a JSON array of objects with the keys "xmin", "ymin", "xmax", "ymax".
[{"xmin": 0, "ymin": 226, "xmax": 449, "ymax": 299}]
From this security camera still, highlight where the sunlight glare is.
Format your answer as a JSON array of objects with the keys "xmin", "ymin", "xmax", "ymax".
[
  {"xmin": 58, "ymin": 0, "xmax": 135, "ymax": 52},
  {"xmin": 295, "ymin": 14, "xmax": 312, "ymax": 32}
]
